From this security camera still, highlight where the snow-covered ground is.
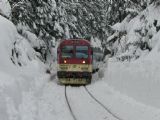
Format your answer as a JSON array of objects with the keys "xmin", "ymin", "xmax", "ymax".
[
  {"xmin": 106, "ymin": 3, "xmax": 160, "ymax": 109},
  {"xmin": 0, "ymin": 15, "xmax": 49, "ymax": 120},
  {"xmin": 87, "ymin": 80, "xmax": 160, "ymax": 120},
  {"xmin": 106, "ymin": 51, "xmax": 160, "ymax": 109},
  {"xmin": 0, "ymin": 0, "xmax": 11, "ymax": 17}
]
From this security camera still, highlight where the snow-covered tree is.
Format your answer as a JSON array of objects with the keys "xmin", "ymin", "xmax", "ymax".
[
  {"xmin": 9, "ymin": 0, "xmax": 57, "ymax": 61},
  {"xmin": 8, "ymin": 0, "xmax": 157, "ymax": 62}
]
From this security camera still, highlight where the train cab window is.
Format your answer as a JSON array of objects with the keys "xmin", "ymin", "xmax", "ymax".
[
  {"xmin": 61, "ymin": 46, "xmax": 74, "ymax": 58},
  {"xmin": 76, "ymin": 46, "xmax": 88, "ymax": 59}
]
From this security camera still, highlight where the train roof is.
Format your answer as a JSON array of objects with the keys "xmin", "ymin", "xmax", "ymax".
[{"xmin": 59, "ymin": 39, "xmax": 91, "ymax": 46}]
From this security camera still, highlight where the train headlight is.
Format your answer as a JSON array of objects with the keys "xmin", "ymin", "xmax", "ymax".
[
  {"xmin": 64, "ymin": 60, "xmax": 67, "ymax": 64},
  {"xmin": 82, "ymin": 60, "xmax": 86, "ymax": 64}
]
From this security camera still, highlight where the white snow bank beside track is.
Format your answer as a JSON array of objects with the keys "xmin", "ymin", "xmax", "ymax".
[
  {"xmin": 0, "ymin": 61, "xmax": 48, "ymax": 120},
  {"xmin": 0, "ymin": 16, "xmax": 18, "ymax": 75},
  {"xmin": 0, "ymin": 0, "xmax": 11, "ymax": 17},
  {"xmin": 0, "ymin": 15, "xmax": 21, "ymax": 119},
  {"xmin": 87, "ymin": 81, "xmax": 160, "ymax": 120},
  {"xmin": 105, "ymin": 4, "xmax": 160, "ymax": 108},
  {"xmin": 107, "ymin": 57, "xmax": 160, "ymax": 108},
  {"xmin": 0, "ymin": 15, "xmax": 49, "ymax": 120}
]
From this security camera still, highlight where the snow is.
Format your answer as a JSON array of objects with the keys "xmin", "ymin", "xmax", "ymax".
[
  {"xmin": 112, "ymin": 15, "xmax": 131, "ymax": 32},
  {"xmin": 54, "ymin": 22, "xmax": 64, "ymax": 35},
  {"xmin": 87, "ymin": 80, "xmax": 160, "ymax": 120},
  {"xmin": 105, "ymin": 4, "xmax": 160, "ymax": 110},
  {"xmin": 91, "ymin": 37, "xmax": 102, "ymax": 49},
  {"xmin": 1, "ymin": 2, "xmax": 160, "ymax": 120},
  {"xmin": 67, "ymin": 86, "xmax": 116, "ymax": 120},
  {"xmin": 106, "ymin": 31, "xmax": 160, "ymax": 109},
  {"xmin": 36, "ymin": 81, "xmax": 73, "ymax": 120},
  {"xmin": 109, "ymin": 3, "xmax": 160, "ymax": 60},
  {"xmin": 107, "ymin": 60, "xmax": 160, "ymax": 107},
  {"xmin": 0, "ymin": 15, "xmax": 47, "ymax": 120},
  {"xmin": 0, "ymin": 15, "xmax": 18, "ymax": 75},
  {"xmin": 126, "ymin": 4, "xmax": 160, "ymax": 46},
  {"xmin": 0, "ymin": 0, "xmax": 11, "ymax": 17},
  {"xmin": 21, "ymin": 31, "xmax": 46, "ymax": 50}
]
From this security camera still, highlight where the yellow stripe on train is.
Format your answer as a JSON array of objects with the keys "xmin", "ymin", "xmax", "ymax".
[{"xmin": 57, "ymin": 64, "xmax": 92, "ymax": 72}]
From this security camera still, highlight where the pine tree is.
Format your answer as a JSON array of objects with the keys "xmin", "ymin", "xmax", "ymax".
[
  {"xmin": 9, "ymin": 0, "xmax": 54, "ymax": 60},
  {"xmin": 8, "ymin": 0, "xmax": 154, "ymax": 62}
]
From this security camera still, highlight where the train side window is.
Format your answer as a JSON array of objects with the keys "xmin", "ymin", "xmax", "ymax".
[{"xmin": 61, "ymin": 46, "xmax": 74, "ymax": 58}]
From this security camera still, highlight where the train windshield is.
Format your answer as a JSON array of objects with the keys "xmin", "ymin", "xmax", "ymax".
[
  {"xmin": 61, "ymin": 46, "xmax": 74, "ymax": 58},
  {"xmin": 76, "ymin": 46, "xmax": 88, "ymax": 59}
]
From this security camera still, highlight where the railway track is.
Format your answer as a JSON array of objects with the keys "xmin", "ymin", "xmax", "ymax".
[
  {"xmin": 64, "ymin": 85, "xmax": 123, "ymax": 120},
  {"xmin": 84, "ymin": 86, "xmax": 123, "ymax": 120},
  {"xmin": 65, "ymin": 86, "xmax": 77, "ymax": 120}
]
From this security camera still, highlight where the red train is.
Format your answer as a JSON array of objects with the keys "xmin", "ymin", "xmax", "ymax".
[{"xmin": 57, "ymin": 39, "xmax": 93, "ymax": 85}]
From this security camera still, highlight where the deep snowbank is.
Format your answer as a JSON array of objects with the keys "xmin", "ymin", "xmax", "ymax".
[
  {"xmin": 107, "ymin": 59, "xmax": 160, "ymax": 108},
  {"xmin": 105, "ymin": 3, "xmax": 160, "ymax": 109},
  {"xmin": 106, "ymin": 34, "xmax": 160, "ymax": 108},
  {"xmin": 0, "ymin": 16, "xmax": 18, "ymax": 75},
  {"xmin": 0, "ymin": 15, "xmax": 48, "ymax": 120},
  {"xmin": 88, "ymin": 80, "xmax": 160, "ymax": 120},
  {"xmin": 0, "ymin": 0, "xmax": 11, "ymax": 17}
]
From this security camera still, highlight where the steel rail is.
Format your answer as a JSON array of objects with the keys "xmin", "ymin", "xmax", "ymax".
[
  {"xmin": 84, "ymin": 86, "xmax": 123, "ymax": 120},
  {"xmin": 65, "ymin": 86, "xmax": 77, "ymax": 120}
]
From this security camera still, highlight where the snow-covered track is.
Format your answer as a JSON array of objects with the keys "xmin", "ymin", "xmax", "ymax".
[
  {"xmin": 65, "ymin": 86, "xmax": 77, "ymax": 120},
  {"xmin": 84, "ymin": 86, "xmax": 123, "ymax": 120}
]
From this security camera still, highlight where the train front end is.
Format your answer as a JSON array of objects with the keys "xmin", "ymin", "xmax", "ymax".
[{"xmin": 57, "ymin": 39, "xmax": 92, "ymax": 85}]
